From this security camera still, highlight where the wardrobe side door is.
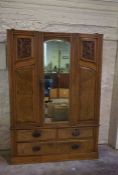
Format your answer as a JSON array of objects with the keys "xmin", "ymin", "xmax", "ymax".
[
  {"xmin": 78, "ymin": 34, "xmax": 102, "ymax": 123},
  {"xmin": 7, "ymin": 30, "xmax": 43, "ymax": 127}
]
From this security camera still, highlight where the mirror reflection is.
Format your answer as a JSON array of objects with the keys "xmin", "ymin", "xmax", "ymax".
[{"xmin": 43, "ymin": 39, "xmax": 70, "ymax": 123}]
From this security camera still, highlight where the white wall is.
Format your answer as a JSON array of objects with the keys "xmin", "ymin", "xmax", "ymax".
[
  {"xmin": 0, "ymin": 43, "xmax": 6, "ymax": 70},
  {"xmin": 109, "ymin": 41, "xmax": 118, "ymax": 148},
  {"xmin": 0, "ymin": 0, "xmax": 118, "ymax": 149}
]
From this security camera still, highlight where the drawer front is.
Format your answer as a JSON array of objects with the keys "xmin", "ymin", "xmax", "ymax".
[
  {"xmin": 56, "ymin": 140, "xmax": 94, "ymax": 154},
  {"xmin": 58, "ymin": 127, "xmax": 94, "ymax": 139},
  {"xmin": 16, "ymin": 129, "xmax": 56, "ymax": 142},
  {"xmin": 17, "ymin": 139, "xmax": 94, "ymax": 156},
  {"xmin": 17, "ymin": 142, "xmax": 57, "ymax": 156}
]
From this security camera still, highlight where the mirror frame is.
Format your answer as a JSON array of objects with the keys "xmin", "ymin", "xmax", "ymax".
[{"xmin": 42, "ymin": 32, "xmax": 72, "ymax": 126}]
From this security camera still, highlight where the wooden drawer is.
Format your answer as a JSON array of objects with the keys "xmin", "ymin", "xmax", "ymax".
[
  {"xmin": 17, "ymin": 139, "xmax": 94, "ymax": 156},
  {"xmin": 17, "ymin": 142, "xmax": 57, "ymax": 156},
  {"xmin": 16, "ymin": 129, "xmax": 56, "ymax": 142},
  {"xmin": 56, "ymin": 139, "xmax": 94, "ymax": 154},
  {"xmin": 58, "ymin": 127, "xmax": 94, "ymax": 139}
]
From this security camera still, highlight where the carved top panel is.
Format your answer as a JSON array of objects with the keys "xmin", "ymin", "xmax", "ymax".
[
  {"xmin": 17, "ymin": 38, "xmax": 32, "ymax": 59},
  {"xmin": 81, "ymin": 40, "xmax": 95, "ymax": 62}
]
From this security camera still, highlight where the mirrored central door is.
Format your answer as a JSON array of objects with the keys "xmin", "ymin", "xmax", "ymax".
[{"xmin": 43, "ymin": 39, "xmax": 70, "ymax": 123}]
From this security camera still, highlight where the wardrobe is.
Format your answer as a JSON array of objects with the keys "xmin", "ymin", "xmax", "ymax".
[{"xmin": 7, "ymin": 29, "xmax": 103, "ymax": 164}]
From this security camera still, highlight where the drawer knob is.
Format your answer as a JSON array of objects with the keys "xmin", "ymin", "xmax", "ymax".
[
  {"xmin": 32, "ymin": 146, "xmax": 41, "ymax": 152},
  {"xmin": 72, "ymin": 129, "xmax": 80, "ymax": 136},
  {"xmin": 71, "ymin": 144, "xmax": 80, "ymax": 150},
  {"xmin": 32, "ymin": 130, "xmax": 42, "ymax": 137}
]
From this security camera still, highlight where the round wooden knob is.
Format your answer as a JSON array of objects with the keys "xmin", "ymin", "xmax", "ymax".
[
  {"xmin": 72, "ymin": 129, "xmax": 80, "ymax": 136},
  {"xmin": 32, "ymin": 146, "xmax": 41, "ymax": 152},
  {"xmin": 71, "ymin": 144, "xmax": 80, "ymax": 150},
  {"xmin": 32, "ymin": 130, "xmax": 42, "ymax": 137}
]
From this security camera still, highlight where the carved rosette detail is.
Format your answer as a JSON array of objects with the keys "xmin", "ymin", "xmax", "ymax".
[
  {"xmin": 17, "ymin": 38, "xmax": 32, "ymax": 59},
  {"xmin": 82, "ymin": 41, "xmax": 95, "ymax": 60}
]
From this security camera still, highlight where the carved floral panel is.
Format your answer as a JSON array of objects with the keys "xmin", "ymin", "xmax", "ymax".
[
  {"xmin": 17, "ymin": 38, "xmax": 32, "ymax": 59},
  {"xmin": 82, "ymin": 41, "xmax": 95, "ymax": 61}
]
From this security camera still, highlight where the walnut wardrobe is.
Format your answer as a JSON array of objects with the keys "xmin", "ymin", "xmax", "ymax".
[{"xmin": 7, "ymin": 29, "xmax": 103, "ymax": 164}]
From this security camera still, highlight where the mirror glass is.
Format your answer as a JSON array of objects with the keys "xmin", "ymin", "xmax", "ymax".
[{"xmin": 43, "ymin": 39, "xmax": 70, "ymax": 123}]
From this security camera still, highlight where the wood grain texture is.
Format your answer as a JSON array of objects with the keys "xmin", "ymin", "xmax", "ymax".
[
  {"xmin": 16, "ymin": 129, "xmax": 56, "ymax": 142},
  {"xmin": 78, "ymin": 34, "xmax": 103, "ymax": 124},
  {"xmin": 11, "ymin": 152, "xmax": 98, "ymax": 164},
  {"xmin": 8, "ymin": 29, "xmax": 43, "ymax": 127},
  {"xmin": 58, "ymin": 127, "xmax": 94, "ymax": 139},
  {"xmin": 79, "ymin": 67, "xmax": 96, "ymax": 121},
  {"xmin": 17, "ymin": 139, "xmax": 94, "ymax": 156},
  {"xmin": 15, "ymin": 67, "xmax": 34, "ymax": 123}
]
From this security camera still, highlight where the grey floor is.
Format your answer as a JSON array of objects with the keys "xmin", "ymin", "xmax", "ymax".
[{"xmin": 0, "ymin": 145, "xmax": 118, "ymax": 175}]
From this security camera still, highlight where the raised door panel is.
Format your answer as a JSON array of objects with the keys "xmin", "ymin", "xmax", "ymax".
[
  {"xmin": 7, "ymin": 30, "xmax": 43, "ymax": 127},
  {"xmin": 15, "ymin": 66, "xmax": 36, "ymax": 123},
  {"xmin": 79, "ymin": 67, "xmax": 96, "ymax": 121}
]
